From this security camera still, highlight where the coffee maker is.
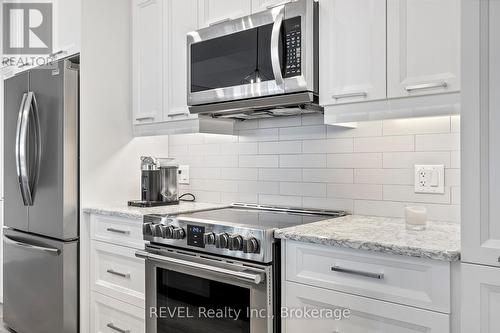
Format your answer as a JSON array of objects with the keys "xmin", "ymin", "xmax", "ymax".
[{"xmin": 128, "ymin": 156, "xmax": 179, "ymax": 207}]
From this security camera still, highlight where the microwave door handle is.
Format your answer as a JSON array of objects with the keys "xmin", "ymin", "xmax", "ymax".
[
  {"xmin": 271, "ymin": 6, "xmax": 285, "ymax": 88},
  {"xmin": 15, "ymin": 93, "xmax": 32, "ymax": 206}
]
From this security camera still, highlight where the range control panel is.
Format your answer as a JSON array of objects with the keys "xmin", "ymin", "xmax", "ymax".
[{"xmin": 283, "ymin": 16, "xmax": 302, "ymax": 78}]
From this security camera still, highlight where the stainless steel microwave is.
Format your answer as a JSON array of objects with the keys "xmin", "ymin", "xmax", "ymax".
[{"xmin": 187, "ymin": 0, "xmax": 320, "ymax": 119}]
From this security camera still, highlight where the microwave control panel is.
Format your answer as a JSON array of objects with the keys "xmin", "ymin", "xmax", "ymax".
[{"xmin": 283, "ymin": 16, "xmax": 302, "ymax": 78}]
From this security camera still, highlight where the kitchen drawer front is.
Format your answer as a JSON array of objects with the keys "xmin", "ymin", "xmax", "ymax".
[
  {"xmin": 284, "ymin": 281, "xmax": 450, "ymax": 333},
  {"xmin": 91, "ymin": 292, "xmax": 145, "ymax": 333},
  {"xmin": 90, "ymin": 214, "xmax": 144, "ymax": 249},
  {"xmin": 285, "ymin": 241, "xmax": 451, "ymax": 313},
  {"xmin": 91, "ymin": 241, "xmax": 145, "ymax": 308}
]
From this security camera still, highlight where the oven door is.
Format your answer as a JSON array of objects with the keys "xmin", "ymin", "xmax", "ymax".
[
  {"xmin": 137, "ymin": 248, "xmax": 273, "ymax": 333},
  {"xmin": 187, "ymin": 6, "xmax": 285, "ymax": 106}
]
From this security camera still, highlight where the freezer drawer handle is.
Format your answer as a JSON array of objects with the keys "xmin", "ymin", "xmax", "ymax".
[
  {"xmin": 106, "ymin": 323, "xmax": 130, "ymax": 333},
  {"xmin": 106, "ymin": 269, "xmax": 130, "ymax": 279},
  {"xmin": 3, "ymin": 235, "xmax": 61, "ymax": 256},
  {"xmin": 106, "ymin": 228, "xmax": 130, "ymax": 235},
  {"xmin": 331, "ymin": 265, "xmax": 384, "ymax": 280}
]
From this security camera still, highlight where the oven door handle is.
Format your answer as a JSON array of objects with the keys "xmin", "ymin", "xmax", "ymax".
[
  {"xmin": 136, "ymin": 251, "xmax": 264, "ymax": 285},
  {"xmin": 270, "ymin": 5, "xmax": 285, "ymax": 88}
]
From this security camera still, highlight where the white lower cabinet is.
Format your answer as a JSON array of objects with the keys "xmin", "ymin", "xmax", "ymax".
[
  {"xmin": 462, "ymin": 263, "xmax": 500, "ymax": 332},
  {"xmin": 284, "ymin": 281, "xmax": 450, "ymax": 333},
  {"xmin": 91, "ymin": 292, "xmax": 145, "ymax": 333}
]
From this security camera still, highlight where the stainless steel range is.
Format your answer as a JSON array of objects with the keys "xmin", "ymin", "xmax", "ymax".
[{"xmin": 136, "ymin": 204, "xmax": 345, "ymax": 333}]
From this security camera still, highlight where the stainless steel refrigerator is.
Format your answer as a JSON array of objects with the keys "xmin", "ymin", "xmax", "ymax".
[{"xmin": 3, "ymin": 55, "xmax": 79, "ymax": 333}]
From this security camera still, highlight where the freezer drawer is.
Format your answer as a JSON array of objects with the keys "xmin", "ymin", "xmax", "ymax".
[{"xmin": 3, "ymin": 229, "xmax": 78, "ymax": 333}]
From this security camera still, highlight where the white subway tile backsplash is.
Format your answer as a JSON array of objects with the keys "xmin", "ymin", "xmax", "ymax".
[
  {"xmin": 239, "ymin": 155, "xmax": 279, "ymax": 168},
  {"xmin": 327, "ymin": 153, "xmax": 383, "ymax": 169},
  {"xmin": 354, "ymin": 136, "xmax": 415, "ymax": 152},
  {"xmin": 303, "ymin": 169, "xmax": 353, "ymax": 183},
  {"xmin": 354, "ymin": 169, "xmax": 413, "ymax": 185},
  {"xmin": 239, "ymin": 128, "xmax": 279, "ymax": 142},
  {"xmin": 383, "ymin": 185, "xmax": 451, "ymax": 204},
  {"xmin": 327, "ymin": 121, "xmax": 383, "ymax": 138},
  {"xmin": 328, "ymin": 184, "xmax": 383, "ymax": 200},
  {"xmin": 302, "ymin": 138, "xmax": 353, "ymax": 154},
  {"xmin": 280, "ymin": 182, "xmax": 327, "ymax": 197},
  {"xmin": 383, "ymin": 152, "xmax": 451, "ymax": 168},
  {"xmin": 259, "ymin": 168, "xmax": 302, "ymax": 182},
  {"xmin": 259, "ymin": 141, "xmax": 302, "ymax": 154},
  {"xmin": 279, "ymin": 125, "xmax": 326, "ymax": 141},
  {"xmin": 415, "ymin": 133, "xmax": 460, "ymax": 151},
  {"xmin": 169, "ymin": 115, "xmax": 460, "ymax": 221},
  {"xmin": 383, "ymin": 116, "xmax": 450, "ymax": 135},
  {"xmin": 280, "ymin": 154, "xmax": 327, "ymax": 168}
]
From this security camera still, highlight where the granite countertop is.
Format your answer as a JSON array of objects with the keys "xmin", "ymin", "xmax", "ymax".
[
  {"xmin": 82, "ymin": 202, "xmax": 228, "ymax": 220},
  {"xmin": 275, "ymin": 215, "xmax": 461, "ymax": 262}
]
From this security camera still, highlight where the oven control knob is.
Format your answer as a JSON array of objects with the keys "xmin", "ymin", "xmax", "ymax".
[
  {"xmin": 164, "ymin": 226, "xmax": 175, "ymax": 239},
  {"xmin": 229, "ymin": 235, "xmax": 243, "ymax": 251},
  {"xmin": 172, "ymin": 227, "xmax": 186, "ymax": 239},
  {"xmin": 243, "ymin": 237, "xmax": 259, "ymax": 254},
  {"xmin": 215, "ymin": 233, "xmax": 229, "ymax": 248},
  {"xmin": 153, "ymin": 224, "xmax": 166, "ymax": 237},
  {"xmin": 203, "ymin": 232, "xmax": 216, "ymax": 245}
]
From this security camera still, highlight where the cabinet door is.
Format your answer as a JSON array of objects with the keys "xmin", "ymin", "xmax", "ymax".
[
  {"xmin": 462, "ymin": 0, "xmax": 500, "ymax": 266},
  {"xmin": 164, "ymin": 0, "xmax": 198, "ymax": 119},
  {"xmin": 198, "ymin": 0, "xmax": 251, "ymax": 28},
  {"xmin": 53, "ymin": 0, "xmax": 81, "ymax": 56},
  {"xmin": 284, "ymin": 282, "xmax": 450, "ymax": 333},
  {"xmin": 132, "ymin": 0, "xmax": 163, "ymax": 124},
  {"xmin": 462, "ymin": 263, "xmax": 500, "ymax": 333},
  {"xmin": 319, "ymin": 0, "xmax": 386, "ymax": 106},
  {"xmin": 251, "ymin": 0, "xmax": 289, "ymax": 13},
  {"xmin": 387, "ymin": 0, "xmax": 460, "ymax": 98}
]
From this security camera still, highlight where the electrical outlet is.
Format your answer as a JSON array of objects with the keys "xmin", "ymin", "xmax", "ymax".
[
  {"xmin": 178, "ymin": 165, "xmax": 190, "ymax": 184},
  {"xmin": 414, "ymin": 165, "xmax": 445, "ymax": 194}
]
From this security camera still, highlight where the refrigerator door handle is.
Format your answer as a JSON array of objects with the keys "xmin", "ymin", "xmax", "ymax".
[
  {"xmin": 15, "ymin": 93, "xmax": 31, "ymax": 205},
  {"xmin": 3, "ymin": 235, "xmax": 61, "ymax": 256},
  {"xmin": 15, "ymin": 92, "xmax": 42, "ymax": 206}
]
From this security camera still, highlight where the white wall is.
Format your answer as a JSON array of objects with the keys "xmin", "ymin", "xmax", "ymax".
[
  {"xmin": 81, "ymin": 0, "xmax": 168, "ymax": 207},
  {"xmin": 169, "ymin": 114, "xmax": 461, "ymax": 223}
]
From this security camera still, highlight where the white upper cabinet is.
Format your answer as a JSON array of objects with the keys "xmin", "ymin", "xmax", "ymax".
[
  {"xmin": 53, "ymin": 0, "xmax": 81, "ymax": 56},
  {"xmin": 387, "ymin": 0, "xmax": 460, "ymax": 98},
  {"xmin": 251, "ymin": 0, "xmax": 289, "ymax": 13},
  {"xmin": 198, "ymin": 0, "xmax": 252, "ymax": 28},
  {"xmin": 319, "ymin": 0, "xmax": 386, "ymax": 106},
  {"xmin": 132, "ymin": 0, "xmax": 163, "ymax": 124},
  {"xmin": 163, "ymin": 0, "xmax": 198, "ymax": 119},
  {"xmin": 462, "ymin": 0, "xmax": 500, "ymax": 267}
]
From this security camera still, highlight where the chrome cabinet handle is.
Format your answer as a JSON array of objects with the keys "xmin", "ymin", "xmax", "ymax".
[
  {"xmin": 106, "ymin": 228, "xmax": 130, "ymax": 235},
  {"xmin": 208, "ymin": 17, "xmax": 231, "ymax": 26},
  {"xmin": 136, "ymin": 251, "xmax": 264, "ymax": 285},
  {"xmin": 331, "ymin": 265, "xmax": 384, "ymax": 280},
  {"xmin": 405, "ymin": 82, "xmax": 448, "ymax": 92},
  {"xmin": 332, "ymin": 92, "xmax": 368, "ymax": 100},
  {"xmin": 106, "ymin": 269, "xmax": 130, "ymax": 279},
  {"xmin": 270, "ymin": 5, "xmax": 285, "ymax": 87},
  {"xmin": 168, "ymin": 111, "xmax": 188, "ymax": 117},
  {"xmin": 135, "ymin": 116, "xmax": 154, "ymax": 121},
  {"xmin": 107, "ymin": 323, "xmax": 130, "ymax": 333},
  {"xmin": 4, "ymin": 235, "xmax": 61, "ymax": 256}
]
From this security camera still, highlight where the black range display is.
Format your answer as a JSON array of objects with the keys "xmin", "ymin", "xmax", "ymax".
[{"xmin": 187, "ymin": 225, "xmax": 205, "ymax": 248}]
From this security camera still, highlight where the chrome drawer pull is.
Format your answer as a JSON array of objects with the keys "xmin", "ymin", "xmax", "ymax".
[
  {"xmin": 331, "ymin": 265, "xmax": 384, "ymax": 280},
  {"xmin": 135, "ymin": 116, "xmax": 154, "ymax": 121},
  {"xmin": 405, "ymin": 82, "xmax": 448, "ymax": 92},
  {"xmin": 106, "ymin": 228, "xmax": 130, "ymax": 235},
  {"xmin": 332, "ymin": 92, "xmax": 367, "ymax": 99},
  {"xmin": 107, "ymin": 323, "xmax": 130, "ymax": 333},
  {"xmin": 106, "ymin": 269, "xmax": 131, "ymax": 279}
]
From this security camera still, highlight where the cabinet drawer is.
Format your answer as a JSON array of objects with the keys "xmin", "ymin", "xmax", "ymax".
[
  {"xmin": 285, "ymin": 241, "xmax": 450, "ymax": 312},
  {"xmin": 284, "ymin": 281, "xmax": 450, "ymax": 333},
  {"xmin": 90, "ymin": 214, "xmax": 144, "ymax": 249},
  {"xmin": 91, "ymin": 292, "xmax": 145, "ymax": 333},
  {"xmin": 91, "ymin": 241, "xmax": 145, "ymax": 308}
]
